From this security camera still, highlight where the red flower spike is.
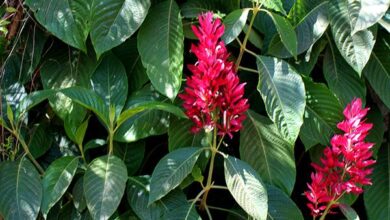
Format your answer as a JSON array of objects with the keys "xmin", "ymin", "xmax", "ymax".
[
  {"xmin": 179, "ymin": 12, "xmax": 249, "ymax": 137},
  {"xmin": 305, "ymin": 98, "xmax": 376, "ymax": 217}
]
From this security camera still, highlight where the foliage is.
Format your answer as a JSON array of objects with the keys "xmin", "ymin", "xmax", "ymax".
[{"xmin": 0, "ymin": 0, "xmax": 389, "ymax": 219}]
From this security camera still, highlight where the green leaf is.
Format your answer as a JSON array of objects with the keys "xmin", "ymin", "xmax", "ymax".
[
  {"xmin": 348, "ymin": 0, "xmax": 390, "ymax": 34},
  {"xmin": 255, "ymin": 0, "xmax": 286, "ymax": 15},
  {"xmin": 366, "ymin": 106, "xmax": 385, "ymax": 157},
  {"xmin": 40, "ymin": 49, "xmax": 98, "ymax": 121},
  {"xmin": 0, "ymin": 157, "xmax": 42, "ymax": 220},
  {"xmin": 84, "ymin": 139, "xmax": 107, "ymax": 153},
  {"xmin": 222, "ymin": 9, "xmax": 250, "ymax": 44},
  {"xmin": 60, "ymin": 87, "xmax": 110, "ymax": 127},
  {"xmin": 29, "ymin": 124, "xmax": 54, "ymax": 158},
  {"xmin": 363, "ymin": 33, "xmax": 390, "ymax": 109},
  {"xmin": 84, "ymin": 155, "xmax": 127, "ymax": 220},
  {"xmin": 75, "ymin": 117, "xmax": 90, "ymax": 146},
  {"xmin": 339, "ymin": 204, "xmax": 360, "ymax": 220},
  {"xmin": 287, "ymin": 0, "xmax": 325, "ymax": 25},
  {"xmin": 113, "ymin": 141, "xmax": 145, "ymax": 176},
  {"xmin": 138, "ymin": 0, "xmax": 184, "ymax": 99},
  {"xmin": 299, "ymin": 77, "xmax": 343, "ymax": 150},
  {"xmin": 266, "ymin": 184, "xmax": 304, "ymax": 220},
  {"xmin": 168, "ymin": 117, "xmax": 207, "ymax": 152},
  {"xmin": 364, "ymin": 143, "xmax": 390, "ymax": 220},
  {"xmin": 114, "ymin": 86, "xmax": 171, "ymax": 142},
  {"xmin": 323, "ymin": 41, "xmax": 366, "ymax": 106},
  {"xmin": 72, "ymin": 177, "xmax": 87, "ymax": 212},
  {"xmin": 41, "ymin": 156, "xmax": 79, "ymax": 217},
  {"xmin": 149, "ymin": 147, "xmax": 204, "ymax": 204},
  {"xmin": 240, "ymin": 110, "xmax": 296, "ymax": 195},
  {"xmin": 116, "ymin": 101, "xmax": 186, "ymax": 130},
  {"xmin": 292, "ymin": 39, "xmax": 328, "ymax": 76},
  {"xmin": 25, "ymin": 0, "xmax": 150, "ymax": 55},
  {"xmin": 25, "ymin": 0, "xmax": 89, "ymax": 51},
  {"xmin": 91, "ymin": 54, "xmax": 128, "ymax": 116},
  {"xmin": 379, "ymin": 10, "xmax": 390, "ymax": 33},
  {"xmin": 268, "ymin": 2, "xmax": 329, "ymax": 58},
  {"xmin": 113, "ymin": 38, "xmax": 149, "ymax": 93},
  {"xmin": 162, "ymin": 203, "xmax": 201, "ymax": 220},
  {"xmin": 329, "ymin": 0, "xmax": 377, "ymax": 74},
  {"xmin": 90, "ymin": 0, "xmax": 151, "ymax": 56},
  {"xmin": 263, "ymin": 11, "xmax": 297, "ymax": 58},
  {"xmin": 224, "ymin": 155, "xmax": 268, "ymax": 220},
  {"xmin": 256, "ymin": 56, "xmax": 306, "ymax": 144},
  {"xmin": 181, "ymin": 0, "xmax": 240, "ymax": 18},
  {"xmin": 16, "ymin": 89, "xmax": 55, "ymax": 120}
]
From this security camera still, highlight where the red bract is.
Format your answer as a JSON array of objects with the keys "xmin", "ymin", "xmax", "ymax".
[
  {"xmin": 305, "ymin": 98, "xmax": 375, "ymax": 218},
  {"xmin": 179, "ymin": 12, "xmax": 249, "ymax": 138}
]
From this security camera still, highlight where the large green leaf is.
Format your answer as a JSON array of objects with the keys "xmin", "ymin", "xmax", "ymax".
[
  {"xmin": 256, "ymin": 56, "xmax": 306, "ymax": 144},
  {"xmin": 113, "ymin": 38, "xmax": 149, "ymax": 93},
  {"xmin": 168, "ymin": 117, "xmax": 207, "ymax": 152},
  {"xmin": 25, "ymin": 0, "xmax": 150, "ymax": 56},
  {"xmin": 263, "ymin": 11, "xmax": 297, "ymax": 57},
  {"xmin": 364, "ymin": 143, "xmax": 389, "ymax": 220},
  {"xmin": 149, "ymin": 147, "xmax": 204, "ymax": 204},
  {"xmin": 240, "ymin": 110, "xmax": 296, "ymax": 195},
  {"xmin": 84, "ymin": 155, "xmax": 127, "ymax": 220},
  {"xmin": 29, "ymin": 123, "xmax": 54, "ymax": 158},
  {"xmin": 89, "ymin": 0, "xmax": 151, "ymax": 56},
  {"xmin": 72, "ymin": 177, "xmax": 87, "ymax": 212},
  {"xmin": 161, "ymin": 203, "xmax": 201, "ymax": 220},
  {"xmin": 0, "ymin": 157, "xmax": 42, "ymax": 220},
  {"xmin": 366, "ymin": 106, "xmax": 385, "ymax": 157},
  {"xmin": 323, "ymin": 42, "xmax": 366, "ymax": 106},
  {"xmin": 113, "ymin": 141, "xmax": 145, "ymax": 176},
  {"xmin": 268, "ymin": 2, "xmax": 329, "ymax": 58},
  {"xmin": 40, "ymin": 49, "xmax": 98, "ymax": 121},
  {"xmin": 222, "ymin": 9, "xmax": 250, "ymax": 44},
  {"xmin": 348, "ymin": 0, "xmax": 390, "ymax": 34},
  {"xmin": 25, "ymin": 0, "xmax": 89, "ymax": 51},
  {"xmin": 114, "ymin": 86, "xmax": 171, "ymax": 142},
  {"xmin": 288, "ymin": 0, "xmax": 325, "ymax": 26},
  {"xmin": 299, "ymin": 78, "xmax": 343, "ymax": 150},
  {"xmin": 41, "ymin": 156, "xmax": 79, "ymax": 217},
  {"xmin": 329, "ymin": 0, "xmax": 377, "ymax": 74},
  {"xmin": 16, "ymin": 89, "xmax": 56, "ymax": 120},
  {"xmin": 266, "ymin": 184, "xmax": 304, "ymax": 220},
  {"xmin": 91, "ymin": 54, "xmax": 128, "ymax": 116},
  {"xmin": 379, "ymin": 10, "xmax": 390, "ymax": 32},
  {"xmin": 60, "ymin": 87, "xmax": 109, "ymax": 127},
  {"xmin": 292, "ymin": 39, "xmax": 328, "ymax": 76},
  {"xmin": 138, "ymin": 0, "xmax": 184, "ymax": 99},
  {"xmin": 127, "ymin": 176, "xmax": 200, "ymax": 220},
  {"xmin": 180, "ymin": 0, "xmax": 240, "ymax": 18},
  {"xmin": 252, "ymin": 0, "xmax": 286, "ymax": 15},
  {"xmin": 363, "ymin": 33, "xmax": 390, "ymax": 109},
  {"xmin": 224, "ymin": 155, "xmax": 268, "ymax": 220}
]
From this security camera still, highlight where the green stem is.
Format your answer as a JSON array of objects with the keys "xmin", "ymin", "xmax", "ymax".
[
  {"xmin": 238, "ymin": 66, "xmax": 258, "ymax": 74},
  {"xmin": 78, "ymin": 143, "xmax": 87, "ymax": 164},
  {"xmin": 235, "ymin": 6, "xmax": 260, "ymax": 71},
  {"xmin": 14, "ymin": 131, "xmax": 44, "ymax": 174},
  {"xmin": 108, "ymin": 129, "xmax": 114, "ymax": 155}
]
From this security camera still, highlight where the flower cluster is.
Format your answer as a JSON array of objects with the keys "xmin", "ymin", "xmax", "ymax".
[
  {"xmin": 305, "ymin": 98, "xmax": 375, "ymax": 217},
  {"xmin": 179, "ymin": 12, "xmax": 249, "ymax": 138}
]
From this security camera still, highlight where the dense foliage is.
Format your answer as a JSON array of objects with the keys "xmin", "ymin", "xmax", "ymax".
[{"xmin": 0, "ymin": 0, "xmax": 389, "ymax": 219}]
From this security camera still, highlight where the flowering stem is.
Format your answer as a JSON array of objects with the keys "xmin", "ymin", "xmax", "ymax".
[
  {"xmin": 200, "ymin": 127, "xmax": 218, "ymax": 210},
  {"xmin": 235, "ymin": 6, "xmax": 260, "ymax": 71}
]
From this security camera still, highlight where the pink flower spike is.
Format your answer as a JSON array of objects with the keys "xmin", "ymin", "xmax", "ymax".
[{"xmin": 305, "ymin": 98, "xmax": 375, "ymax": 217}]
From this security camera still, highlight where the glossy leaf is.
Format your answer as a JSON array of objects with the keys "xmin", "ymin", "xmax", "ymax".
[
  {"xmin": 366, "ymin": 106, "xmax": 385, "ymax": 157},
  {"xmin": 240, "ymin": 110, "xmax": 296, "ymax": 195},
  {"xmin": 0, "ymin": 157, "xmax": 42, "ymax": 220},
  {"xmin": 254, "ymin": 0, "xmax": 286, "ymax": 15},
  {"xmin": 222, "ymin": 9, "xmax": 250, "ymax": 44},
  {"xmin": 256, "ymin": 56, "xmax": 306, "ymax": 144},
  {"xmin": 60, "ymin": 87, "xmax": 109, "ymax": 127},
  {"xmin": 41, "ymin": 156, "xmax": 79, "ymax": 217},
  {"xmin": 149, "ymin": 147, "xmax": 204, "ymax": 204},
  {"xmin": 224, "ymin": 155, "xmax": 268, "ymax": 220},
  {"xmin": 363, "ymin": 33, "xmax": 390, "ymax": 109},
  {"xmin": 264, "ymin": 11, "xmax": 297, "ymax": 58},
  {"xmin": 268, "ymin": 2, "xmax": 329, "ymax": 58},
  {"xmin": 339, "ymin": 204, "xmax": 360, "ymax": 220},
  {"xmin": 29, "ymin": 124, "xmax": 54, "ymax": 158},
  {"xmin": 348, "ymin": 0, "xmax": 390, "ymax": 34},
  {"xmin": 266, "ymin": 184, "xmax": 304, "ymax": 220},
  {"xmin": 16, "ymin": 89, "xmax": 56, "ymax": 120},
  {"xmin": 364, "ymin": 144, "xmax": 390, "ymax": 220},
  {"xmin": 299, "ymin": 78, "xmax": 343, "ymax": 150},
  {"xmin": 329, "ymin": 0, "xmax": 377, "ymax": 74},
  {"xmin": 181, "ymin": 0, "xmax": 240, "ymax": 18},
  {"xmin": 138, "ymin": 0, "xmax": 184, "ymax": 99},
  {"xmin": 113, "ymin": 141, "xmax": 145, "ymax": 176},
  {"xmin": 84, "ymin": 155, "xmax": 127, "ymax": 220},
  {"xmin": 379, "ymin": 10, "xmax": 390, "ymax": 32},
  {"xmin": 323, "ymin": 42, "xmax": 366, "ymax": 106},
  {"xmin": 72, "ymin": 177, "xmax": 87, "ymax": 212},
  {"xmin": 114, "ymin": 86, "xmax": 171, "ymax": 142},
  {"xmin": 168, "ymin": 117, "xmax": 207, "ymax": 152},
  {"xmin": 91, "ymin": 54, "xmax": 128, "ymax": 116}
]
